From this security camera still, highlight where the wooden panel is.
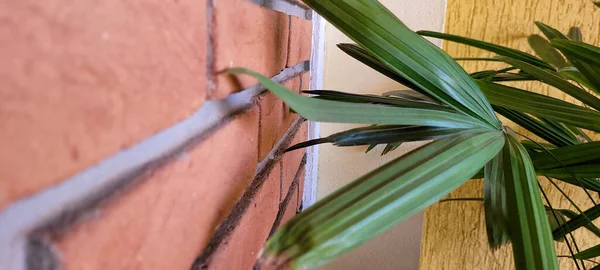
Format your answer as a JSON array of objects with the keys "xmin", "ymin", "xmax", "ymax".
[{"xmin": 420, "ymin": 1, "xmax": 600, "ymax": 269}]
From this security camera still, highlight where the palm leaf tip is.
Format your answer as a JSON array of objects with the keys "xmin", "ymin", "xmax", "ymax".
[
  {"xmin": 567, "ymin": 27, "xmax": 582, "ymax": 41},
  {"xmin": 527, "ymin": 34, "xmax": 567, "ymax": 68},
  {"xmin": 285, "ymin": 138, "xmax": 329, "ymax": 152},
  {"xmin": 381, "ymin": 143, "xmax": 401, "ymax": 155},
  {"xmin": 534, "ymin": 21, "xmax": 569, "ymax": 40}
]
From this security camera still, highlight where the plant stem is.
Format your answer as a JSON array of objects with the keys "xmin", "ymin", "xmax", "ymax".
[
  {"xmin": 544, "ymin": 175, "xmax": 597, "ymax": 230},
  {"xmin": 438, "ymin": 198, "xmax": 484, "ymax": 203},
  {"xmin": 558, "ymin": 255, "xmax": 600, "ymax": 265},
  {"xmin": 539, "ymin": 182, "xmax": 583, "ymax": 270},
  {"xmin": 515, "ymin": 131, "xmax": 600, "ymax": 223}
]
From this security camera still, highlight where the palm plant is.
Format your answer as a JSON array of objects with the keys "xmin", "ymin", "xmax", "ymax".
[{"xmin": 233, "ymin": 1, "xmax": 600, "ymax": 269}]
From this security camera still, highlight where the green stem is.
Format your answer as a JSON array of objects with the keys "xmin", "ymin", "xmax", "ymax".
[
  {"xmin": 558, "ymin": 255, "xmax": 600, "ymax": 265},
  {"xmin": 438, "ymin": 198, "xmax": 484, "ymax": 203},
  {"xmin": 538, "ymin": 182, "xmax": 583, "ymax": 270}
]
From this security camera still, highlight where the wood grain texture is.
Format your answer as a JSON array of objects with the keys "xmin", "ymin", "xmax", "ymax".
[{"xmin": 420, "ymin": 1, "xmax": 600, "ymax": 269}]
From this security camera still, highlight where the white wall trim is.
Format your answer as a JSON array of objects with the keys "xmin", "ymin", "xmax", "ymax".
[{"xmin": 302, "ymin": 10, "xmax": 324, "ymax": 209}]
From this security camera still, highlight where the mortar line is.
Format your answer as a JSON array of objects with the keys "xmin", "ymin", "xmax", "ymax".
[
  {"xmin": 255, "ymin": 155, "xmax": 306, "ymax": 270},
  {"xmin": 250, "ymin": 0, "xmax": 312, "ymax": 20},
  {"xmin": 268, "ymin": 154, "xmax": 307, "ymax": 238},
  {"xmin": 206, "ymin": 0, "xmax": 216, "ymax": 96},
  {"xmin": 279, "ymin": 160, "xmax": 284, "ymax": 202},
  {"xmin": 191, "ymin": 116, "xmax": 305, "ymax": 270}
]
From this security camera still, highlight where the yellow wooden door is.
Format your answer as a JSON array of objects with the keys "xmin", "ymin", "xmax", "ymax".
[{"xmin": 420, "ymin": 1, "xmax": 600, "ymax": 269}]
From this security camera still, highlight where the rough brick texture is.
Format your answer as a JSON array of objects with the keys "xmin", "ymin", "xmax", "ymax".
[
  {"xmin": 258, "ymin": 78, "xmax": 301, "ymax": 161},
  {"xmin": 286, "ymin": 16, "xmax": 313, "ymax": 67},
  {"xmin": 282, "ymin": 122, "xmax": 308, "ymax": 205},
  {"xmin": 280, "ymin": 169, "xmax": 304, "ymax": 225},
  {"xmin": 209, "ymin": 0, "xmax": 290, "ymax": 99},
  {"xmin": 55, "ymin": 110, "xmax": 259, "ymax": 270},
  {"xmin": 0, "ymin": 0, "xmax": 207, "ymax": 209},
  {"xmin": 209, "ymin": 162, "xmax": 281, "ymax": 270},
  {"xmin": 281, "ymin": 74, "xmax": 309, "ymax": 202},
  {"xmin": 1, "ymin": 0, "xmax": 312, "ymax": 269}
]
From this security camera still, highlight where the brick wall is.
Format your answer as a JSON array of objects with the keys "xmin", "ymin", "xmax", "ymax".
[{"xmin": 0, "ymin": 0, "xmax": 313, "ymax": 269}]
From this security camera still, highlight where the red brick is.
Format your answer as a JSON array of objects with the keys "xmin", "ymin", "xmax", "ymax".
[
  {"xmin": 210, "ymin": 0, "xmax": 289, "ymax": 99},
  {"xmin": 257, "ymin": 78, "xmax": 301, "ymax": 161},
  {"xmin": 286, "ymin": 16, "xmax": 312, "ymax": 68},
  {"xmin": 210, "ymin": 163, "xmax": 280, "ymax": 270},
  {"xmin": 282, "ymin": 77, "xmax": 302, "ymax": 125},
  {"xmin": 280, "ymin": 187, "xmax": 301, "ymax": 227},
  {"xmin": 0, "ymin": 0, "xmax": 207, "ymax": 208},
  {"xmin": 281, "ymin": 122, "xmax": 307, "ymax": 203},
  {"xmin": 300, "ymin": 72, "xmax": 310, "ymax": 91},
  {"xmin": 281, "ymin": 73, "xmax": 308, "ymax": 204},
  {"xmin": 54, "ymin": 108, "xmax": 259, "ymax": 270}
]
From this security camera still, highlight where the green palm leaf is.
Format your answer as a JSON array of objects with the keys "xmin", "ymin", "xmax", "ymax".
[
  {"xmin": 496, "ymin": 56, "xmax": 600, "ymax": 111},
  {"xmin": 567, "ymin": 27, "xmax": 582, "ymax": 42},
  {"xmin": 302, "ymin": 90, "xmax": 449, "ymax": 111},
  {"xmin": 230, "ymin": 68, "xmax": 489, "ymax": 129},
  {"xmin": 502, "ymin": 132, "xmax": 558, "ymax": 269},
  {"xmin": 493, "ymin": 106, "xmax": 577, "ymax": 147},
  {"xmin": 552, "ymin": 39, "xmax": 600, "ymax": 94},
  {"xmin": 455, "ymin": 57, "xmax": 503, "ymax": 62},
  {"xmin": 382, "ymin": 90, "xmax": 437, "ymax": 103},
  {"xmin": 565, "ymin": 124, "xmax": 592, "ymax": 143},
  {"xmin": 484, "ymin": 152, "xmax": 509, "ymax": 248},
  {"xmin": 558, "ymin": 67, "xmax": 597, "ymax": 93},
  {"xmin": 530, "ymin": 141, "xmax": 600, "ymax": 169},
  {"xmin": 539, "ymin": 118, "xmax": 578, "ymax": 143},
  {"xmin": 528, "ymin": 35, "xmax": 567, "ymax": 69},
  {"xmin": 541, "ymin": 164, "xmax": 600, "ymax": 179},
  {"xmin": 551, "ymin": 204, "xmax": 600, "ymax": 239},
  {"xmin": 304, "ymin": 0, "xmax": 500, "ymax": 129},
  {"xmin": 575, "ymin": 243, "xmax": 600, "ymax": 260},
  {"xmin": 534, "ymin": 22, "xmax": 569, "ymax": 40},
  {"xmin": 417, "ymin": 30, "xmax": 553, "ymax": 70},
  {"xmin": 557, "ymin": 209, "xmax": 600, "ymax": 238},
  {"xmin": 336, "ymin": 43, "xmax": 433, "ymax": 97},
  {"xmin": 485, "ymin": 73, "xmax": 537, "ymax": 82},
  {"xmin": 286, "ymin": 124, "xmax": 464, "ymax": 151},
  {"xmin": 552, "ymin": 39, "xmax": 600, "ymax": 65},
  {"xmin": 569, "ymin": 62, "xmax": 600, "ymax": 95},
  {"xmin": 261, "ymin": 130, "xmax": 504, "ymax": 269},
  {"xmin": 381, "ymin": 142, "xmax": 402, "ymax": 155},
  {"xmin": 477, "ymin": 80, "xmax": 600, "ymax": 132},
  {"xmin": 549, "ymin": 177, "xmax": 600, "ymax": 192}
]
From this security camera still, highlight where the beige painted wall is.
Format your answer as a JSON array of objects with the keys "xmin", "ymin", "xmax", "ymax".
[
  {"xmin": 420, "ymin": 1, "xmax": 600, "ymax": 270},
  {"xmin": 317, "ymin": 1, "xmax": 447, "ymax": 269}
]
